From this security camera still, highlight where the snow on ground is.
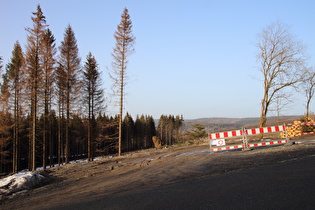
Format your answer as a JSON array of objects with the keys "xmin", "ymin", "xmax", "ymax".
[
  {"xmin": 0, "ymin": 171, "xmax": 44, "ymax": 197},
  {"xmin": 0, "ymin": 156, "xmax": 104, "ymax": 198}
]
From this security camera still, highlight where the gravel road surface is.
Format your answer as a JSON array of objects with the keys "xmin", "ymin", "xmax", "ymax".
[{"xmin": 1, "ymin": 140, "xmax": 314, "ymax": 210}]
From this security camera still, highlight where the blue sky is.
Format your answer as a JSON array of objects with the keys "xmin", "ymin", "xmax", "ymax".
[{"xmin": 1, "ymin": 0, "xmax": 315, "ymax": 119}]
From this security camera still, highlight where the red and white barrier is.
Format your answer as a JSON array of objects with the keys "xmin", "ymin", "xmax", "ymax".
[
  {"xmin": 210, "ymin": 140, "xmax": 289, "ymax": 152},
  {"xmin": 246, "ymin": 125, "xmax": 285, "ymax": 135},
  {"xmin": 209, "ymin": 125, "xmax": 285, "ymax": 140},
  {"xmin": 286, "ymin": 122, "xmax": 315, "ymax": 126},
  {"xmin": 209, "ymin": 129, "xmax": 243, "ymax": 140},
  {"xmin": 292, "ymin": 131, "xmax": 315, "ymax": 137}
]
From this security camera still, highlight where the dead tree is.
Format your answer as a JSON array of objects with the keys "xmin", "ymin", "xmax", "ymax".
[{"xmin": 110, "ymin": 8, "xmax": 135, "ymax": 156}]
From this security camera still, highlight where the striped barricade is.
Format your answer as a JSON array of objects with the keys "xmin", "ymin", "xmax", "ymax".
[
  {"xmin": 210, "ymin": 140, "xmax": 289, "ymax": 152},
  {"xmin": 286, "ymin": 122, "xmax": 315, "ymax": 126},
  {"xmin": 209, "ymin": 129, "xmax": 243, "ymax": 140},
  {"xmin": 246, "ymin": 125, "xmax": 285, "ymax": 136},
  {"xmin": 209, "ymin": 125, "xmax": 285, "ymax": 140},
  {"xmin": 209, "ymin": 125, "xmax": 288, "ymax": 152}
]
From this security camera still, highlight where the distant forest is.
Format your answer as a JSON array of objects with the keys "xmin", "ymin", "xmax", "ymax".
[{"xmin": 0, "ymin": 5, "xmax": 184, "ymax": 175}]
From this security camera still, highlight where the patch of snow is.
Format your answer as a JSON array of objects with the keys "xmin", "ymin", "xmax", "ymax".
[{"xmin": 0, "ymin": 171, "xmax": 45, "ymax": 197}]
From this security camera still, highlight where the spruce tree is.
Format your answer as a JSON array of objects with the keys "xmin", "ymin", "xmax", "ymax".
[
  {"xmin": 25, "ymin": 4, "xmax": 47, "ymax": 171},
  {"xmin": 41, "ymin": 28, "xmax": 56, "ymax": 169},
  {"xmin": 58, "ymin": 25, "xmax": 81, "ymax": 163},
  {"xmin": 56, "ymin": 63, "xmax": 66, "ymax": 165},
  {"xmin": 110, "ymin": 8, "xmax": 135, "ymax": 156},
  {"xmin": 83, "ymin": 52, "xmax": 104, "ymax": 161},
  {"xmin": 0, "ymin": 56, "xmax": 13, "ymax": 173},
  {"xmin": 5, "ymin": 41, "xmax": 25, "ymax": 173}
]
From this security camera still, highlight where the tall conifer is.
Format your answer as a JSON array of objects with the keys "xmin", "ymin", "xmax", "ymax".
[
  {"xmin": 110, "ymin": 8, "xmax": 135, "ymax": 156},
  {"xmin": 5, "ymin": 41, "xmax": 25, "ymax": 173},
  {"xmin": 58, "ymin": 25, "xmax": 81, "ymax": 163},
  {"xmin": 41, "ymin": 28, "xmax": 56, "ymax": 169},
  {"xmin": 25, "ymin": 4, "xmax": 47, "ymax": 171},
  {"xmin": 83, "ymin": 52, "xmax": 104, "ymax": 161}
]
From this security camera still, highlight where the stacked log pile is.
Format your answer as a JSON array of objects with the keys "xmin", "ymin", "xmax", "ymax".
[{"xmin": 281, "ymin": 118, "xmax": 315, "ymax": 138}]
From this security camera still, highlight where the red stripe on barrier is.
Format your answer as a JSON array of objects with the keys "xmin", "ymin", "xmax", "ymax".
[{"xmin": 259, "ymin": 128, "xmax": 264, "ymax": 134}]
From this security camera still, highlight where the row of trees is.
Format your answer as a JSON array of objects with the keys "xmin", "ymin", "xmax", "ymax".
[
  {"xmin": 0, "ymin": 5, "xmax": 184, "ymax": 175},
  {"xmin": 0, "ymin": 4, "xmax": 105, "ymax": 173},
  {"xmin": 0, "ymin": 111, "xmax": 184, "ymax": 174}
]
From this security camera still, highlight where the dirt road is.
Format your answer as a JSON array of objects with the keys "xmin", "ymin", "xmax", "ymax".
[{"xmin": 1, "ymin": 140, "xmax": 315, "ymax": 209}]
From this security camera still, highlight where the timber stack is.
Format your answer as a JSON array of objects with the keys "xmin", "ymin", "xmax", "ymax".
[{"xmin": 280, "ymin": 118, "xmax": 315, "ymax": 138}]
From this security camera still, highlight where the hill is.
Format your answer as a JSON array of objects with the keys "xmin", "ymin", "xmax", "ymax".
[{"xmin": 183, "ymin": 115, "xmax": 302, "ymax": 132}]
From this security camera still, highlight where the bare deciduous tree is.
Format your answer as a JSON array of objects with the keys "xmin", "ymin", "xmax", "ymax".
[
  {"xmin": 256, "ymin": 21, "xmax": 306, "ymax": 127},
  {"xmin": 299, "ymin": 67, "xmax": 315, "ymax": 119},
  {"xmin": 110, "ymin": 8, "xmax": 135, "ymax": 156}
]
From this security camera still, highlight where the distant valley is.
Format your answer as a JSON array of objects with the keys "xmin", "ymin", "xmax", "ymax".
[{"xmin": 182, "ymin": 115, "xmax": 303, "ymax": 132}]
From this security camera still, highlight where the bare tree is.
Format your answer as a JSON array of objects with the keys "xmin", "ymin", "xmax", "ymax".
[
  {"xmin": 110, "ymin": 8, "xmax": 135, "ymax": 156},
  {"xmin": 0, "ymin": 56, "xmax": 2, "ymax": 73},
  {"xmin": 256, "ymin": 21, "xmax": 306, "ymax": 127},
  {"xmin": 299, "ymin": 67, "xmax": 315, "ymax": 119}
]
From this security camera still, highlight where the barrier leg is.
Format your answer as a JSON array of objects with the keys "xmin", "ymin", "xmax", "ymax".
[{"xmin": 242, "ymin": 127, "xmax": 250, "ymax": 150}]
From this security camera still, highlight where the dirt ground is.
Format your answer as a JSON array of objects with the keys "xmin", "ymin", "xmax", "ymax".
[{"xmin": 1, "ymin": 139, "xmax": 315, "ymax": 209}]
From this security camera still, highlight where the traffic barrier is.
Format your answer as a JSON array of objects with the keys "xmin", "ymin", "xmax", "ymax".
[
  {"xmin": 210, "ymin": 140, "xmax": 289, "ymax": 152},
  {"xmin": 246, "ymin": 125, "xmax": 285, "ymax": 135},
  {"xmin": 286, "ymin": 122, "xmax": 315, "ymax": 126},
  {"xmin": 209, "ymin": 120, "xmax": 315, "ymax": 152},
  {"xmin": 209, "ymin": 129, "xmax": 243, "ymax": 140},
  {"xmin": 209, "ymin": 125, "xmax": 285, "ymax": 140}
]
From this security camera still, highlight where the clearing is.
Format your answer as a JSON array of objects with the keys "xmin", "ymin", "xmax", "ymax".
[{"xmin": 1, "ymin": 139, "xmax": 315, "ymax": 209}]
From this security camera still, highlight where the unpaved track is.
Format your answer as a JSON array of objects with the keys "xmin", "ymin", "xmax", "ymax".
[{"xmin": 1, "ymin": 141, "xmax": 315, "ymax": 209}]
